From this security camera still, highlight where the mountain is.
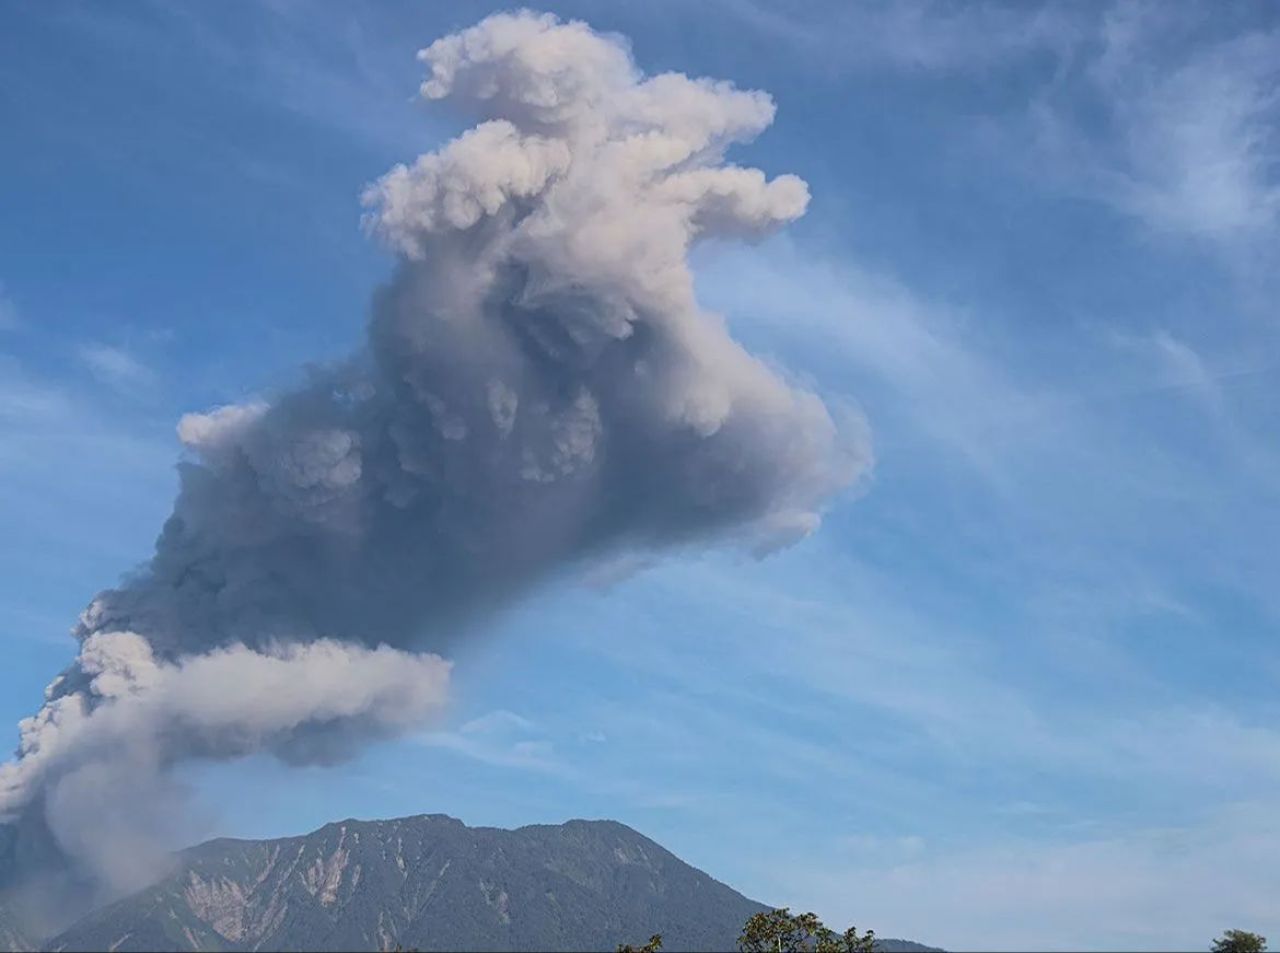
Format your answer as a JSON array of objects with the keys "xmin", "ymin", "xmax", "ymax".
[{"xmin": 31, "ymin": 814, "xmax": 938, "ymax": 952}]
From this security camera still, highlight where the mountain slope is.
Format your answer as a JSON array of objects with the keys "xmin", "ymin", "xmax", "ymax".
[
  {"xmin": 42, "ymin": 814, "xmax": 938, "ymax": 952},
  {"xmin": 47, "ymin": 814, "xmax": 759, "ymax": 952}
]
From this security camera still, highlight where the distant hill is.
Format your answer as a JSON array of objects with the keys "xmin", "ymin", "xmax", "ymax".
[{"xmin": 10, "ymin": 813, "xmax": 939, "ymax": 952}]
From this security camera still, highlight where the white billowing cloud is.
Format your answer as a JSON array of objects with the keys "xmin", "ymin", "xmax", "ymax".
[
  {"xmin": 368, "ymin": 120, "xmax": 573, "ymax": 253},
  {"xmin": 366, "ymin": 10, "xmax": 813, "ymax": 347},
  {"xmin": 2, "ymin": 8, "xmax": 856, "ymax": 907},
  {"xmin": 416, "ymin": 12, "xmax": 632, "ymax": 113},
  {"xmin": 3, "ymin": 634, "xmax": 451, "ymax": 801},
  {"xmin": 0, "ymin": 634, "xmax": 449, "ymax": 890},
  {"xmin": 176, "ymin": 401, "xmax": 270, "ymax": 457}
]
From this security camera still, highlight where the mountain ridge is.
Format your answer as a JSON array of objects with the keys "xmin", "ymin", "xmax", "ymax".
[{"xmin": 0, "ymin": 813, "xmax": 939, "ymax": 952}]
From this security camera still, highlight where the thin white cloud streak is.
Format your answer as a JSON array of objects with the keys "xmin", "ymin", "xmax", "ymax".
[
  {"xmin": 712, "ymin": 0, "xmax": 1081, "ymax": 73},
  {"xmin": 1086, "ymin": 328, "xmax": 1280, "ymax": 504},
  {"xmin": 699, "ymin": 237, "xmax": 1280, "ymax": 611},
  {"xmin": 0, "ymin": 357, "xmax": 77, "ymax": 429},
  {"xmin": 0, "ymin": 354, "xmax": 173, "ymax": 479},
  {"xmin": 1113, "ymin": 329, "xmax": 1229, "ymax": 416},
  {"xmin": 775, "ymin": 801, "xmax": 1280, "ymax": 951},
  {"xmin": 57, "ymin": 1, "xmax": 436, "ymax": 156},
  {"xmin": 579, "ymin": 550, "xmax": 1280, "ymax": 798},
  {"xmin": 77, "ymin": 343, "xmax": 156, "ymax": 394},
  {"xmin": 541, "ymin": 549, "xmax": 1280, "ymax": 949},
  {"xmin": 416, "ymin": 709, "xmax": 562, "ymax": 774},
  {"xmin": 0, "ymin": 354, "xmax": 175, "ymax": 542},
  {"xmin": 696, "ymin": 240, "xmax": 1032, "ymax": 488},
  {"xmin": 411, "ymin": 705, "xmax": 716, "ymax": 818},
  {"xmin": 698, "ymin": 238, "xmax": 1245, "ymax": 511}
]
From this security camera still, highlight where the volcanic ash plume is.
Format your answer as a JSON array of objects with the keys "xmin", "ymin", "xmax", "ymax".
[{"xmin": 0, "ymin": 9, "xmax": 867, "ymax": 900}]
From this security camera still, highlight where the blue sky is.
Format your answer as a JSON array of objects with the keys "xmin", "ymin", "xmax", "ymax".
[{"xmin": 2, "ymin": 1, "xmax": 1279, "ymax": 949}]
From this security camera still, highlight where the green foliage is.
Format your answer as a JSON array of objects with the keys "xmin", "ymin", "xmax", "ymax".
[
  {"xmin": 617, "ymin": 934, "xmax": 663, "ymax": 953},
  {"xmin": 739, "ymin": 908, "xmax": 812, "ymax": 952},
  {"xmin": 817, "ymin": 925, "xmax": 878, "ymax": 953},
  {"xmin": 1212, "ymin": 929, "xmax": 1267, "ymax": 953},
  {"xmin": 738, "ymin": 907, "xmax": 875, "ymax": 952}
]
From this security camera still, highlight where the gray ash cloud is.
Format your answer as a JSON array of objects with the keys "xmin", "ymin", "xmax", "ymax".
[{"xmin": 0, "ymin": 9, "xmax": 867, "ymax": 913}]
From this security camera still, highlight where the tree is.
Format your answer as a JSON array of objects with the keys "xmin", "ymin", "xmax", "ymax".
[
  {"xmin": 617, "ymin": 934, "xmax": 663, "ymax": 953},
  {"xmin": 816, "ymin": 925, "xmax": 877, "ymax": 953},
  {"xmin": 738, "ymin": 907, "xmax": 875, "ymax": 952},
  {"xmin": 1212, "ymin": 930, "xmax": 1267, "ymax": 953}
]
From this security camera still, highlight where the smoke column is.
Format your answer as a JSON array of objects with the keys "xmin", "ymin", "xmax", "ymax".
[{"xmin": 0, "ymin": 9, "xmax": 867, "ymax": 909}]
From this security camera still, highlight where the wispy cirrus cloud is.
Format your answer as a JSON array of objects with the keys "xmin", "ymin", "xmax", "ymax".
[
  {"xmin": 77, "ymin": 342, "xmax": 157, "ymax": 394},
  {"xmin": 417, "ymin": 710, "xmax": 562, "ymax": 774},
  {"xmin": 0, "ymin": 348, "xmax": 172, "ymax": 544},
  {"xmin": 722, "ymin": 0, "xmax": 1280, "ymax": 254},
  {"xmin": 1030, "ymin": 1, "xmax": 1280, "ymax": 247},
  {"xmin": 771, "ymin": 800, "xmax": 1280, "ymax": 952},
  {"xmin": 53, "ymin": 0, "xmax": 436, "ymax": 157},
  {"xmin": 712, "ymin": 0, "xmax": 1081, "ymax": 73},
  {"xmin": 0, "ymin": 353, "xmax": 176, "ymax": 664},
  {"xmin": 537, "ymin": 542, "xmax": 1280, "ymax": 949},
  {"xmin": 0, "ymin": 355, "xmax": 76, "ymax": 429}
]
